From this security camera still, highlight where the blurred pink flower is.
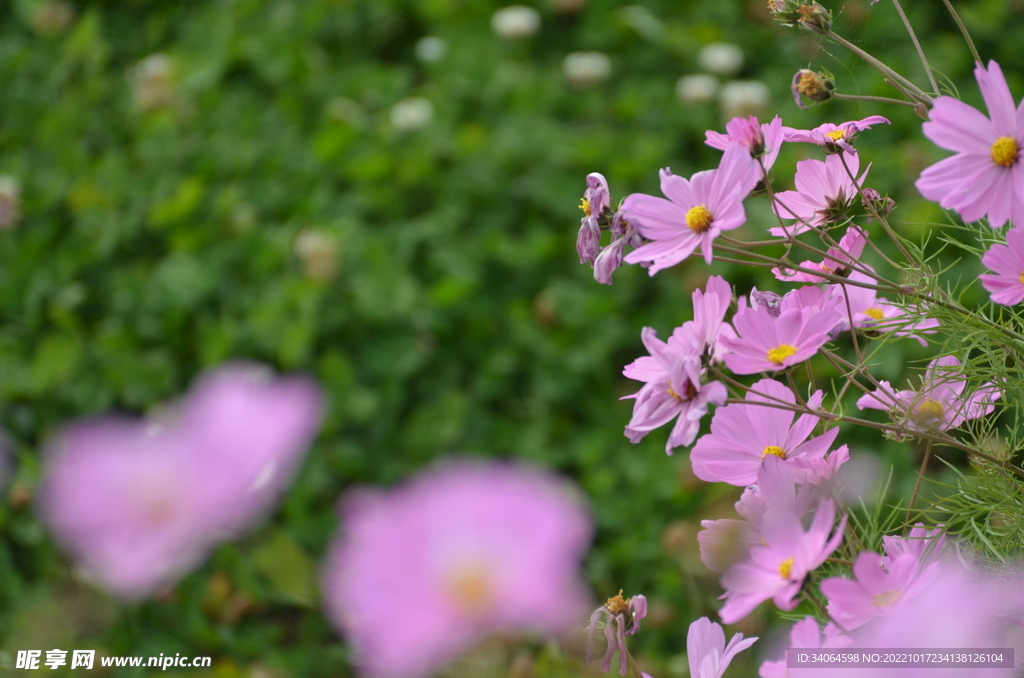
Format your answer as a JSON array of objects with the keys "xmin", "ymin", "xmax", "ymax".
[
  {"xmin": 720, "ymin": 303, "xmax": 837, "ymax": 374},
  {"xmin": 772, "ymin": 226, "xmax": 868, "ymax": 282},
  {"xmin": 690, "ymin": 378, "xmax": 839, "ymax": 486},
  {"xmin": 38, "ymin": 364, "xmax": 323, "ymax": 600},
  {"xmin": 322, "ymin": 460, "xmax": 592, "ymax": 678},
  {"xmin": 770, "ymin": 153, "xmax": 869, "ymax": 236},
  {"xmin": 917, "ymin": 61, "xmax": 1024, "ymax": 229},
  {"xmin": 782, "ymin": 116, "xmax": 890, "ymax": 154},
  {"xmin": 758, "ymin": 617, "xmax": 852, "ymax": 678},
  {"xmin": 622, "ymin": 143, "xmax": 758, "ymax": 272},
  {"xmin": 706, "ymin": 115, "xmax": 785, "ymax": 173},
  {"xmin": 829, "ymin": 271, "xmax": 940, "ymax": 345},
  {"xmin": 821, "ymin": 552, "xmax": 939, "ymax": 630},
  {"xmin": 622, "ymin": 326, "xmax": 727, "ymax": 454},
  {"xmin": 881, "ymin": 523, "xmax": 945, "ymax": 567},
  {"xmin": 981, "ymin": 227, "xmax": 1024, "ymax": 304},
  {"xmin": 856, "ymin": 356, "xmax": 1000, "ymax": 432},
  {"xmin": 719, "ymin": 499, "xmax": 845, "ymax": 623},
  {"xmin": 687, "ymin": 616, "xmax": 758, "ymax": 678}
]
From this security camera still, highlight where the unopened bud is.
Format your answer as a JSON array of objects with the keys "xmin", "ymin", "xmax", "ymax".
[
  {"xmin": 791, "ymin": 68, "xmax": 835, "ymax": 109},
  {"xmin": 797, "ymin": 2, "xmax": 832, "ymax": 33},
  {"xmin": 861, "ymin": 188, "xmax": 896, "ymax": 222},
  {"xmin": 767, "ymin": 0, "xmax": 804, "ymax": 26},
  {"xmin": 750, "ymin": 288, "xmax": 783, "ymax": 317}
]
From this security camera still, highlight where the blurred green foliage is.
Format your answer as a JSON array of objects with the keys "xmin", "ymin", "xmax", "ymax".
[{"xmin": 0, "ymin": 0, "xmax": 1020, "ymax": 676}]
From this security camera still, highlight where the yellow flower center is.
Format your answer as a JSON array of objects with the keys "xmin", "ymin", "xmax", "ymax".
[
  {"xmin": 825, "ymin": 129, "xmax": 846, "ymax": 141},
  {"xmin": 864, "ymin": 307, "xmax": 885, "ymax": 320},
  {"xmin": 767, "ymin": 344, "xmax": 798, "ymax": 364},
  {"xmin": 761, "ymin": 445, "xmax": 787, "ymax": 460},
  {"xmin": 778, "ymin": 557, "xmax": 795, "ymax": 579},
  {"xmin": 872, "ymin": 590, "xmax": 903, "ymax": 608},
  {"xmin": 797, "ymin": 71, "xmax": 819, "ymax": 97},
  {"xmin": 686, "ymin": 204, "xmax": 713, "ymax": 232},
  {"xmin": 1019, "ymin": 272, "xmax": 1024, "ymax": 284},
  {"xmin": 916, "ymin": 399, "xmax": 944, "ymax": 420},
  {"xmin": 605, "ymin": 590, "xmax": 629, "ymax": 616},
  {"xmin": 446, "ymin": 567, "xmax": 495, "ymax": 615},
  {"xmin": 991, "ymin": 136, "xmax": 1019, "ymax": 167},
  {"xmin": 580, "ymin": 197, "xmax": 592, "ymax": 216}
]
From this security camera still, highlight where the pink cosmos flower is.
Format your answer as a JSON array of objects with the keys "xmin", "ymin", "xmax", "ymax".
[
  {"xmin": 38, "ymin": 364, "xmax": 323, "ymax": 600},
  {"xmin": 687, "ymin": 616, "xmax": 758, "ymax": 678},
  {"xmin": 706, "ymin": 115, "xmax": 785, "ymax": 173},
  {"xmin": 719, "ymin": 498, "xmax": 846, "ymax": 624},
  {"xmin": 828, "ymin": 271, "xmax": 940, "ymax": 345},
  {"xmin": 881, "ymin": 523, "xmax": 946, "ymax": 567},
  {"xmin": 981, "ymin": 227, "xmax": 1024, "ymax": 304},
  {"xmin": 857, "ymin": 356, "xmax": 1001, "ymax": 432},
  {"xmin": 719, "ymin": 302, "xmax": 837, "ymax": 374},
  {"xmin": 916, "ymin": 61, "xmax": 1024, "ymax": 229},
  {"xmin": 322, "ymin": 460, "xmax": 591, "ymax": 678},
  {"xmin": 770, "ymin": 153, "xmax": 870, "ymax": 236},
  {"xmin": 622, "ymin": 142, "xmax": 758, "ymax": 272},
  {"xmin": 821, "ymin": 552, "xmax": 940, "ymax": 631},
  {"xmin": 772, "ymin": 226, "xmax": 868, "ymax": 282},
  {"xmin": 690, "ymin": 378, "xmax": 839, "ymax": 486},
  {"xmin": 691, "ymin": 274, "xmax": 737, "ymax": 362},
  {"xmin": 782, "ymin": 116, "xmax": 890, "ymax": 154},
  {"xmin": 622, "ymin": 326, "xmax": 727, "ymax": 454},
  {"xmin": 759, "ymin": 617, "xmax": 852, "ymax": 678},
  {"xmin": 699, "ymin": 456, "xmax": 818, "ymax": 572}
]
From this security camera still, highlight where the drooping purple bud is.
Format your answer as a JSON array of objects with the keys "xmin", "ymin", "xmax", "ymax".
[
  {"xmin": 577, "ymin": 216, "xmax": 601, "ymax": 264},
  {"xmin": 584, "ymin": 172, "xmax": 611, "ymax": 218},
  {"xmin": 594, "ymin": 239, "xmax": 625, "ymax": 285},
  {"xmin": 791, "ymin": 68, "xmax": 835, "ymax": 109},
  {"xmin": 861, "ymin": 188, "xmax": 895, "ymax": 221},
  {"xmin": 625, "ymin": 594, "xmax": 648, "ymax": 636}
]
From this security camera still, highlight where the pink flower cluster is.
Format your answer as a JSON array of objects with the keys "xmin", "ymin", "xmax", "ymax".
[{"xmin": 39, "ymin": 364, "xmax": 324, "ymax": 599}]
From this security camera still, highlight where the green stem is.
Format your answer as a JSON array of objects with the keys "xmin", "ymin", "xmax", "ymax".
[
  {"xmin": 940, "ymin": 0, "xmax": 982, "ymax": 64},
  {"xmin": 891, "ymin": 0, "xmax": 939, "ymax": 94},
  {"xmin": 832, "ymin": 91, "xmax": 919, "ymax": 108}
]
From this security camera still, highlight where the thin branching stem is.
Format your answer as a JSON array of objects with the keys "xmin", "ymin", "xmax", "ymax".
[
  {"xmin": 827, "ymin": 31, "xmax": 934, "ymax": 105},
  {"xmin": 940, "ymin": 0, "xmax": 982, "ymax": 64},
  {"xmin": 832, "ymin": 91, "xmax": 920, "ymax": 108},
  {"xmin": 890, "ymin": 0, "xmax": 939, "ymax": 94},
  {"xmin": 906, "ymin": 441, "xmax": 933, "ymax": 528}
]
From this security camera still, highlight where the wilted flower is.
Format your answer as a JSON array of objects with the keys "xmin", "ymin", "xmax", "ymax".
[
  {"xmin": 698, "ymin": 43, "xmax": 744, "ymax": 77},
  {"xmin": 586, "ymin": 591, "xmax": 648, "ymax": 675},
  {"xmin": 677, "ymin": 74, "xmax": 720, "ymax": 105},
  {"xmin": 791, "ymin": 69, "xmax": 835, "ymax": 109},
  {"xmin": 322, "ymin": 460, "xmax": 591, "ymax": 678},
  {"xmin": 563, "ymin": 51, "xmax": 612, "ymax": 87},
  {"xmin": 981, "ymin": 227, "xmax": 1024, "ymax": 305},
  {"xmin": 720, "ymin": 81, "xmax": 771, "ymax": 119},
  {"xmin": 687, "ymin": 617, "xmax": 757, "ymax": 678},
  {"xmin": 38, "ymin": 364, "xmax": 323, "ymax": 599},
  {"xmin": 491, "ymin": 5, "xmax": 541, "ymax": 39},
  {"xmin": 917, "ymin": 61, "xmax": 1024, "ymax": 229},
  {"xmin": 796, "ymin": 2, "xmax": 832, "ymax": 33},
  {"xmin": 390, "ymin": 97, "xmax": 434, "ymax": 132}
]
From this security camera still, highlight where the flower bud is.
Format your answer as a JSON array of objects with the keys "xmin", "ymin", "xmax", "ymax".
[
  {"xmin": 791, "ymin": 68, "xmax": 835, "ymax": 109},
  {"xmin": 750, "ymin": 288, "xmax": 783, "ymax": 317},
  {"xmin": 593, "ymin": 239, "xmax": 625, "ymax": 285},
  {"xmin": 797, "ymin": 2, "xmax": 832, "ymax": 33},
  {"xmin": 861, "ymin": 188, "xmax": 896, "ymax": 221}
]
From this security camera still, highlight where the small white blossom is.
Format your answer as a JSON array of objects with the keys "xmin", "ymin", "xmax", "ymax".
[
  {"xmin": 719, "ymin": 80, "xmax": 770, "ymax": 119},
  {"xmin": 676, "ymin": 74, "xmax": 720, "ymax": 105},
  {"xmin": 563, "ymin": 51, "xmax": 611, "ymax": 87},
  {"xmin": 491, "ymin": 5, "xmax": 541, "ymax": 39},
  {"xmin": 698, "ymin": 42, "xmax": 744, "ymax": 76},
  {"xmin": 390, "ymin": 97, "xmax": 434, "ymax": 132},
  {"xmin": 415, "ymin": 37, "xmax": 447, "ymax": 63}
]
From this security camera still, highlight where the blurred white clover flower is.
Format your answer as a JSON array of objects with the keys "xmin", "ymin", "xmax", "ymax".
[
  {"xmin": 390, "ymin": 97, "xmax": 434, "ymax": 132},
  {"xmin": 563, "ymin": 51, "xmax": 611, "ymax": 87},
  {"xmin": 676, "ymin": 74, "xmax": 720, "ymax": 105},
  {"xmin": 698, "ymin": 42, "xmax": 744, "ymax": 76},
  {"xmin": 295, "ymin": 230, "xmax": 340, "ymax": 282},
  {"xmin": 491, "ymin": 5, "xmax": 541, "ymax": 40},
  {"xmin": 719, "ymin": 80, "xmax": 770, "ymax": 119},
  {"xmin": 130, "ymin": 53, "xmax": 176, "ymax": 112},
  {"xmin": 415, "ymin": 36, "xmax": 447, "ymax": 63}
]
